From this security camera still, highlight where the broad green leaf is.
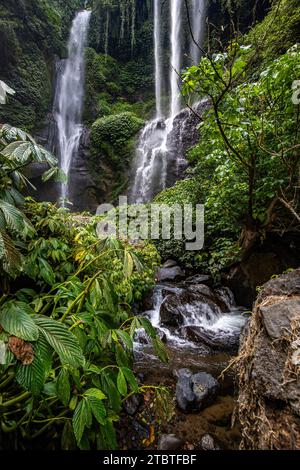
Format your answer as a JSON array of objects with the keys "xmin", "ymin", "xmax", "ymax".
[
  {"xmin": 152, "ymin": 337, "xmax": 169, "ymax": 363},
  {"xmin": 116, "ymin": 330, "xmax": 133, "ymax": 350},
  {"xmin": 0, "ymin": 301, "xmax": 39, "ymax": 341},
  {"xmin": 34, "ymin": 316, "xmax": 84, "ymax": 368},
  {"xmin": 117, "ymin": 368, "xmax": 127, "ymax": 397},
  {"xmin": 15, "ymin": 336, "xmax": 52, "ymax": 394},
  {"xmin": 122, "ymin": 367, "xmax": 139, "ymax": 392},
  {"xmin": 84, "ymin": 388, "xmax": 106, "ymax": 400},
  {"xmin": 72, "ymin": 398, "xmax": 92, "ymax": 445},
  {"xmin": 57, "ymin": 368, "xmax": 71, "ymax": 406},
  {"xmin": 101, "ymin": 372, "xmax": 121, "ymax": 412},
  {"xmin": 139, "ymin": 317, "xmax": 157, "ymax": 339},
  {"xmin": 86, "ymin": 395, "xmax": 106, "ymax": 425},
  {"xmin": 123, "ymin": 250, "xmax": 134, "ymax": 278}
]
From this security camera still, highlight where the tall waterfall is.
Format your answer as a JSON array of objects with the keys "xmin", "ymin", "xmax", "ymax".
[
  {"xmin": 190, "ymin": 0, "xmax": 206, "ymax": 64},
  {"xmin": 129, "ymin": 0, "xmax": 205, "ymax": 204},
  {"xmin": 170, "ymin": 0, "xmax": 182, "ymax": 119},
  {"xmin": 54, "ymin": 10, "xmax": 91, "ymax": 205},
  {"xmin": 154, "ymin": 0, "xmax": 163, "ymax": 118}
]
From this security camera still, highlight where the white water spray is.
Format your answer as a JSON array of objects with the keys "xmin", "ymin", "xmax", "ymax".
[
  {"xmin": 154, "ymin": 0, "xmax": 163, "ymax": 118},
  {"xmin": 169, "ymin": 0, "xmax": 182, "ymax": 119},
  {"xmin": 190, "ymin": 0, "xmax": 206, "ymax": 64},
  {"xmin": 54, "ymin": 10, "xmax": 91, "ymax": 205}
]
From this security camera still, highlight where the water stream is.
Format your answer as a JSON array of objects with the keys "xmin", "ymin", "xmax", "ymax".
[
  {"xmin": 129, "ymin": 0, "xmax": 206, "ymax": 204},
  {"xmin": 53, "ymin": 10, "xmax": 91, "ymax": 205}
]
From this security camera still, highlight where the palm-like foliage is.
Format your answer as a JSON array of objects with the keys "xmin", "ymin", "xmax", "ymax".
[{"xmin": 0, "ymin": 123, "xmax": 59, "ymax": 276}]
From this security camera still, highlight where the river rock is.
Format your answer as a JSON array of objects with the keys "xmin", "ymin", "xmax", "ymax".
[
  {"xmin": 200, "ymin": 434, "xmax": 220, "ymax": 450},
  {"xmin": 184, "ymin": 274, "xmax": 213, "ymax": 287},
  {"xmin": 124, "ymin": 394, "xmax": 141, "ymax": 416},
  {"xmin": 156, "ymin": 266, "xmax": 185, "ymax": 282},
  {"xmin": 176, "ymin": 369, "xmax": 219, "ymax": 412},
  {"xmin": 260, "ymin": 299, "xmax": 300, "ymax": 339},
  {"xmin": 162, "ymin": 259, "xmax": 178, "ymax": 269},
  {"xmin": 160, "ymin": 284, "xmax": 229, "ymax": 327},
  {"xmin": 158, "ymin": 434, "xmax": 184, "ymax": 450},
  {"xmin": 181, "ymin": 325, "xmax": 240, "ymax": 352},
  {"xmin": 235, "ymin": 269, "xmax": 300, "ymax": 449},
  {"xmin": 225, "ymin": 234, "xmax": 300, "ymax": 308}
]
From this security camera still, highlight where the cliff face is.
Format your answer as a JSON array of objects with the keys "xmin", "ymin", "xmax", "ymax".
[
  {"xmin": 0, "ymin": 0, "xmax": 84, "ymax": 131},
  {"xmin": 235, "ymin": 269, "xmax": 300, "ymax": 449}
]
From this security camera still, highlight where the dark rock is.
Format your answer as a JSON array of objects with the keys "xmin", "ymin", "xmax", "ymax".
[
  {"xmin": 226, "ymin": 237, "xmax": 300, "ymax": 308},
  {"xmin": 158, "ymin": 434, "xmax": 184, "ymax": 450},
  {"xmin": 235, "ymin": 269, "xmax": 300, "ymax": 449},
  {"xmin": 181, "ymin": 325, "xmax": 239, "ymax": 352},
  {"xmin": 162, "ymin": 259, "xmax": 178, "ymax": 269},
  {"xmin": 160, "ymin": 284, "xmax": 229, "ymax": 328},
  {"xmin": 185, "ymin": 274, "xmax": 213, "ymax": 288},
  {"xmin": 157, "ymin": 329, "xmax": 167, "ymax": 343},
  {"xmin": 156, "ymin": 266, "xmax": 185, "ymax": 282},
  {"xmin": 176, "ymin": 369, "xmax": 219, "ymax": 412},
  {"xmin": 192, "ymin": 372, "xmax": 220, "ymax": 408},
  {"xmin": 124, "ymin": 394, "xmax": 141, "ymax": 416},
  {"xmin": 160, "ymin": 294, "xmax": 186, "ymax": 327},
  {"xmin": 257, "ymin": 268, "xmax": 300, "ymax": 302},
  {"xmin": 200, "ymin": 434, "xmax": 220, "ymax": 450},
  {"xmin": 260, "ymin": 299, "xmax": 300, "ymax": 339}
]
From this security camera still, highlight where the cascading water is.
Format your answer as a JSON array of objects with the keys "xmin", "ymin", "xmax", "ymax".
[
  {"xmin": 134, "ymin": 282, "xmax": 247, "ymax": 363},
  {"xmin": 169, "ymin": 0, "xmax": 182, "ymax": 120},
  {"xmin": 190, "ymin": 0, "xmax": 206, "ymax": 64},
  {"xmin": 129, "ymin": 0, "xmax": 205, "ymax": 204},
  {"xmin": 154, "ymin": 0, "xmax": 163, "ymax": 118},
  {"xmin": 54, "ymin": 10, "xmax": 91, "ymax": 205}
]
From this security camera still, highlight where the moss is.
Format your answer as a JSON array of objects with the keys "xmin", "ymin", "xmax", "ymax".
[
  {"xmin": 91, "ymin": 111, "xmax": 143, "ymax": 154},
  {"xmin": 0, "ymin": 0, "xmax": 84, "ymax": 129},
  {"xmin": 246, "ymin": 0, "xmax": 300, "ymax": 64}
]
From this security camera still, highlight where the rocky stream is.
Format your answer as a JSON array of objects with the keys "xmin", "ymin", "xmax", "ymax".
[{"xmin": 117, "ymin": 260, "xmax": 248, "ymax": 450}]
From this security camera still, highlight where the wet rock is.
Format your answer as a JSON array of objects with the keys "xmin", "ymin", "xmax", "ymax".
[
  {"xmin": 160, "ymin": 284, "xmax": 230, "ymax": 328},
  {"xmin": 160, "ymin": 294, "xmax": 186, "ymax": 326},
  {"xmin": 181, "ymin": 325, "xmax": 240, "ymax": 352},
  {"xmin": 176, "ymin": 369, "xmax": 219, "ymax": 412},
  {"xmin": 185, "ymin": 274, "xmax": 213, "ymax": 288},
  {"xmin": 157, "ymin": 329, "xmax": 167, "ymax": 343},
  {"xmin": 200, "ymin": 434, "xmax": 220, "ymax": 450},
  {"xmin": 260, "ymin": 299, "xmax": 300, "ymax": 339},
  {"xmin": 124, "ymin": 394, "xmax": 141, "ymax": 416},
  {"xmin": 235, "ymin": 269, "xmax": 300, "ymax": 449},
  {"xmin": 156, "ymin": 266, "xmax": 185, "ymax": 282},
  {"xmin": 158, "ymin": 434, "xmax": 184, "ymax": 450},
  {"xmin": 225, "ymin": 237, "xmax": 300, "ymax": 308},
  {"xmin": 162, "ymin": 259, "xmax": 178, "ymax": 269}
]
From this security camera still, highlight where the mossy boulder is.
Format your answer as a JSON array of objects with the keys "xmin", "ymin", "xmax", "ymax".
[{"xmin": 91, "ymin": 111, "xmax": 144, "ymax": 153}]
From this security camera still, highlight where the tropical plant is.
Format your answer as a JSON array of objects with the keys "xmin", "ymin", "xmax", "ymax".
[
  {"xmin": 0, "ymin": 122, "xmax": 64, "ymax": 277},
  {"xmin": 0, "ymin": 201, "xmax": 167, "ymax": 449}
]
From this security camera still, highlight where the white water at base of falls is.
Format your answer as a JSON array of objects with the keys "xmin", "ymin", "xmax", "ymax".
[
  {"xmin": 134, "ymin": 284, "xmax": 247, "ymax": 355},
  {"xmin": 54, "ymin": 10, "xmax": 91, "ymax": 205}
]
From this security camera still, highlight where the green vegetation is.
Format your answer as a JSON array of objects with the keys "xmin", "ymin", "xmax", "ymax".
[
  {"xmin": 0, "ymin": 0, "xmax": 300, "ymax": 451},
  {"xmin": 155, "ymin": 0, "xmax": 300, "ymax": 277},
  {"xmin": 0, "ymin": 116, "xmax": 165, "ymax": 449},
  {"xmin": 0, "ymin": 0, "xmax": 84, "ymax": 130}
]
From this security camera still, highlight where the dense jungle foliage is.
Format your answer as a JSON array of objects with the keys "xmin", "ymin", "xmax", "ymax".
[
  {"xmin": 155, "ymin": 0, "xmax": 300, "ymax": 275},
  {"xmin": 0, "ymin": 0, "xmax": 299, "ymax": 451}
]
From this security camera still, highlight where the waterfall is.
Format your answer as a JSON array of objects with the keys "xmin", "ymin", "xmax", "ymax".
[
  {"xmin": 154, "ymin": 0, "xmax": 163, "ymax": 118},
  {"xmin": 190, "ymin": 0, "xmax": 206, "ymax": 64},
  {"xmin": 129, "ymin": 0, "xmax": 206, "ymax": 204},
  {"xmin": 54, "ymin": 10, "xmax": 91, "ymax": 205},
  {"xmin": 169, "ymin": 0, "xmax": 182, "ymax": 119}
]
